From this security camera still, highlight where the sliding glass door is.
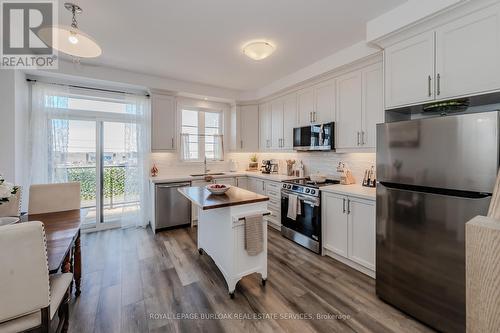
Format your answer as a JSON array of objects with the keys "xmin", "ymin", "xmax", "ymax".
[
  {"xmin": 102, "ymin": 122, "xmax": 140, "ymax": 224},
  {"xmin": 34, "ymin": 84, "xmax": 150, "ymax": 230},
  {"xmin": 51, "ymin": 119, "xmax": 141, "ymax": 229},
  {"xmin": 52, "ymin": 119, "xmax": 98, "ymax": 225}
]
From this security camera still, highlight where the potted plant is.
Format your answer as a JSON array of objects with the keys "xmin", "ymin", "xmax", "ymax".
[{"xmin": 248, "ymin": 154, "xmax": 259, "ymax": 171}]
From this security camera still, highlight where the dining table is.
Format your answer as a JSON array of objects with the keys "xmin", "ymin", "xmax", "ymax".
[{"xmin": 20, "ymin": 208, "xmax": 85, "ymax": 297}]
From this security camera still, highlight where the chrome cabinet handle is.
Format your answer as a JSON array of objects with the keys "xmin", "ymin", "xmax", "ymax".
[
  {"xmin": 314, "ymin": 112, "xmax": 317, "ymax": 122},
  {"xmin": 342, "ymin": 198, "xmax": 346, "ymax": 213},
  {"xmin": 437, "ymin": 73, "xmax": 441, "ymax": 96},
  {"xmin": 309, "ymin": 112, "xmax": 312, "ymax": 123},
  {"xmin": 357, "ymin": 132, "xmax": 360, "ymax": 146},
  {"xmin": 361, "ymin": 131, "xmax": 365, "ymax": 145},
  {"xmin": 171, "ymin": 137, "xmax": 174, "ymax": 149},
  {"xmin": 347, "ymin": 199, "xmax": 351, "ymax": 214},
  {"xmin": 428, "ymin": 75, "xmax": 432, "ymax": 97},
  {"xmin": 240, "ymin": 140, "xmax": 243, "ymax": 149}
]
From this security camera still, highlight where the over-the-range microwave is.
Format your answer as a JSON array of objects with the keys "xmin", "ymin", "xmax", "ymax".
[{"xmin": 293, "ymin": 122, "xmax": 335, "ymax": 151}]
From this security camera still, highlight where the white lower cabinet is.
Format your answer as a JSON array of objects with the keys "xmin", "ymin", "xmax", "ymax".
[
  {"xmin": 235, "ymin": 177, "xmax": 248, "ymax": 190},
  {"xmin": 248, "ymin": 178, "xmax": 266, "ymax": 195},
  {"xmin": 322, "ymin": 192, "xmax": 376, "ymax": 277},
  {"xmin": 214, "ymin": 177, "xmax": 236, "ymax": 186},
  {"xmin": 264, "ymin": 181, "xmax": 281, "ymax": 230}
]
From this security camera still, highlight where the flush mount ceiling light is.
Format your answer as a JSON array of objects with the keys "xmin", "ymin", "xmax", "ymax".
[
  {"xmin": 242, "ymin": 41, "xmax": 275, "ymax": 61},
  {"xmin": 39, "ymin": 2, "xmax": 102, "ymax": 58}
]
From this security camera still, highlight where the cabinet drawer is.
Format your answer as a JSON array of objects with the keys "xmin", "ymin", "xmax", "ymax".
[
  {"xmin": 268, "ymin": 201, "xmax": 281, "ymax": 212},
  {"xmin": 266, "ymin": 189, "xmax": 280, "ymax": 199},
  {"xmin": 266, "ymin": 182, "xmax": 280, "ymax": 190},
  {"xmin": 268, "ymin": 198, "xmax": 280, "ymax": 208}
]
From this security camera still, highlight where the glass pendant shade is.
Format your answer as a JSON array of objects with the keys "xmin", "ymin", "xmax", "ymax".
[
  {"xmin": 38, "ymin": 25, "xmax": 102, "ymax": 58},
  {"xmin": 242, "ymin": 41, "xmax": 275, "ymax": 60}
]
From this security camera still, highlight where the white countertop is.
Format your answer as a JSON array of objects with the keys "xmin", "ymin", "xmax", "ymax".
[
  {"xmin": 320, "ymin": 184, "xmax": 376, "ymax": 201},
  {"xmin": 150, "ymin": 171, "xmax": 302, "ymax": 184}
]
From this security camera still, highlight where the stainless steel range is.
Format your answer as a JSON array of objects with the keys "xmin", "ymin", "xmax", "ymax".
[{"xmin": 281, "ymin": 178, "xmax": 339, "ymax": 253}]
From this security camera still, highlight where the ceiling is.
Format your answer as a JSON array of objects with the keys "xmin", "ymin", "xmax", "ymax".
[{"xmin": 59, "ymin": 0, "xmax": 406, "ymax": 91}]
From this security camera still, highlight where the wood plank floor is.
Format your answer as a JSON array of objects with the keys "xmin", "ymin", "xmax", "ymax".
[{"xmin": 69, "ymin": 226, "xmax": 435, "ymax": 333}]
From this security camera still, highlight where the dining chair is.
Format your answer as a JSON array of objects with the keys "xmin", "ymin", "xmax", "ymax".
[
  {"xmin": 28, "ymin": 182, "xmax": 81, "ymax": 215},
  {"xmin": 0, "ymin": 186, "xmax": 22, "ymax": 217},
  {"xmin": 0, "ymin": 221, "xmax": 73, "ymax": 333}
]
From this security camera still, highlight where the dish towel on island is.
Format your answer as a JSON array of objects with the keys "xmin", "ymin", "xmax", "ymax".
[
  {"xmin": 287, "ymin": 194, "xmax": 302, "ymax": 220},
  {"xmin": 244, "ymin": 214, "xmax": 264, "ymax": 256}
]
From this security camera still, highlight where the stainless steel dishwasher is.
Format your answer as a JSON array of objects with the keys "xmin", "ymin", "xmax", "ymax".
[{"xmin": 155, "ymin": 182, "xmax": 192, "ymax": 231}]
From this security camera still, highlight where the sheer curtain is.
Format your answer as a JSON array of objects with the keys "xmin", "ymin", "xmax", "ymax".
[
  {"xmin": 29, "ymin": 82, "xmax": 151, "ymax": 228},
  {"xmin": 29, "ymin": 83, "xmax": 71, "ymax": 185},
  {"xmin": 120, "ymin": 95, "xmax": 151, "ymax": 228},
  {"xmin": 180, "ymin": 133, "xmax": 224, "ymax": 161}
]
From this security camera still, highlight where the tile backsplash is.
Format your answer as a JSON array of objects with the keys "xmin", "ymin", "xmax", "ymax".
[{"xmin": 150, "ymin": 151, "xmax": 375, "ymax": 183}]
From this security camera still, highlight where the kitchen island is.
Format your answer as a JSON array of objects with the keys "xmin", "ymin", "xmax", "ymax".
[{"xmin": 178, "ymin": 186, "xmax": 269, "ymax": 298}]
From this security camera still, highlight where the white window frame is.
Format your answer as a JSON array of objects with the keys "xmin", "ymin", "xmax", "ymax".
[{"xmin": 180, "ymin": 106, "xmax": 223, "ymax": 162}]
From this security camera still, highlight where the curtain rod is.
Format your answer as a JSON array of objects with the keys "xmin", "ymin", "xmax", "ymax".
[{"xmin": 26, "ymin": 78, "xmax": 150, "ymax": 97}]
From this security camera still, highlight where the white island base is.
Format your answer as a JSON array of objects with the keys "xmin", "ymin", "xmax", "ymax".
[{"xmin": 197, "ymin": 201, "xmax": 269, "ymax": 298}]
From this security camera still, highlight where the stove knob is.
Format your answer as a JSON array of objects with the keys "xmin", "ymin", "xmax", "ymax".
[
  {"xmin": 282, "ymin": 184, "xmax": 286, "ymax": 189},
  {"xmin": 287, "ymin": 185, "xmax": 292, "ymax": 189},
  {"xmin": 305, "ymin": 188, "xmax": 310, "ymax": 193},
  {"xmin": 311, "ymin": 190, "xmax": 316, "ymax": 195}
]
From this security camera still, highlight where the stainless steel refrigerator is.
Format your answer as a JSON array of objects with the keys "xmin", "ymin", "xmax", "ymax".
[{"xmin": 376, "ymin": 111, "xmax": 499, "ymax": 333}]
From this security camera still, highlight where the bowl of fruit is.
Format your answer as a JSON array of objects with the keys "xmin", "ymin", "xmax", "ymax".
[{"xmin": 206, "ymin": 183, "xmax": 231, "ymax": 195}]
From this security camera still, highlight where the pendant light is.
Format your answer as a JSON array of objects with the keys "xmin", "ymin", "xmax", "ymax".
[{"xmin": 39, "ymin": 2, "xmax": 102, "ymax": 58}]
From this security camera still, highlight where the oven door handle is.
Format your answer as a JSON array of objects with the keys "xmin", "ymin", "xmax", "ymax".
[{"xmin": 281, "ymin": 194, "xmax": 319, "ymax": 207}]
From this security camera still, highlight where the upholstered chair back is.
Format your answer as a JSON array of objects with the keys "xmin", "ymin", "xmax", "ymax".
[
  {"xmin": 0, "ymin": 221, "xmax": 50, "ymax": 323},
  {"xmin": 28, "ymin": 182, "xmax": 81, "ymax": 215}
]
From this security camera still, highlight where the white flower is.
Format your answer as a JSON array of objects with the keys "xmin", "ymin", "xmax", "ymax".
[{"xmin": 0, "ymin": 182, "xmax": 14, "ymax": 200}]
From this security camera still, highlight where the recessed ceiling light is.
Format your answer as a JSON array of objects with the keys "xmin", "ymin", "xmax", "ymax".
[
  {"xmin": 242, "ymin": 41, "xmax": 275, "ymax": 61},
  {"xmin": 204, "ymin": 97, "xmax": 208, "ymax": 101}
]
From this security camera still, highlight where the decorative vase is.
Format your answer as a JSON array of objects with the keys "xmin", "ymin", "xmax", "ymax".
[{"xmin": 151, "ymin": 163, "xmax": 159, "ymax": 177}]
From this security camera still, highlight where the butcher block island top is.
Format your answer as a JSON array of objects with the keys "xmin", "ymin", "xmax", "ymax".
[{"xmin": 178, "ymin": 186, "xmax": 269, "ymax": 210}]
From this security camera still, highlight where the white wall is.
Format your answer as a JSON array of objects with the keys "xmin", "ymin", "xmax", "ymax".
[
  {"xmin": 0, "ymin": 70, "xmax": 28, "ymax": 185},
  {"xmin": 29, "ymin": 59, "xmax": 241, "ymax": 101},
  {"xmin": 240, "ymin": 41, "xmax": 381, "ymax": 101},
  {"xmin": 150, "ymin": 151, "xmax": 376, "ymax": 184},
  {"xmin": 0, "ymin": 70, "xmax": 16, "ymax": 182},
  {"xmin": 366, "ymin": 0, "xmax": 466, "ymax": 42}
]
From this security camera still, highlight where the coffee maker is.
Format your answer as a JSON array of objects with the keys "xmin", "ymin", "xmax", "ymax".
[{"xmin": 261, "ymin": 160, "xmax": 272, "ymax": 174}]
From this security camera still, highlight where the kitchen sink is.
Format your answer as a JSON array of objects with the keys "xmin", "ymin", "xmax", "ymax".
[{"xmin": 190, "ymin": 172, "xmax": 225, "ymax": 177}]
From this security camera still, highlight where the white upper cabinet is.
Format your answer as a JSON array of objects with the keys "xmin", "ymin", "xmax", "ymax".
[
  {"xmin": 435, "ymin": 3, "xmax": 500, "ymax": 99},
  {"xmin": 270, "ymin": 99, "xmax": 284, "ymax": 149},
  {"xmin": 297, "ymin": 88, "xmax": 314, "ymax": 126},
  {"xmin": 385, "ymin": 31, "xmax": 435, "ymax": 109},
  {"xmin": 336, "ymin": 71, "xmax": 363, "ymax": 149},
  {"xmin": 151, "ymin": 94, "xmax": 176, "ymax": 151},
  {"xmin": 314, "ymin": 79, "xmax": 335, "ymax": 124},
  {"xmin": 336, "ymin": 63, "xmax": 383, "ymax": 149},
  {"xmin": 238, "ymin": 105, "xmax": 260, "ymax": 152},
  {"xmin": 385, "ymin": 2, "xmax": 500, "ymax": 109},
  {"xmin": 282, "ymin": 93, "xmax": 297, "ymax": 149},
  {"xmin": 259, "ymin": 103, "xmax": 272, "ymax": 150},
  {"xmin": 297, "ymin": 82, "xmax": 335, "ymax": 126},
  {"xmin": 362, "ymin": 63, "xmax": 384, "ymax": 148}
]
